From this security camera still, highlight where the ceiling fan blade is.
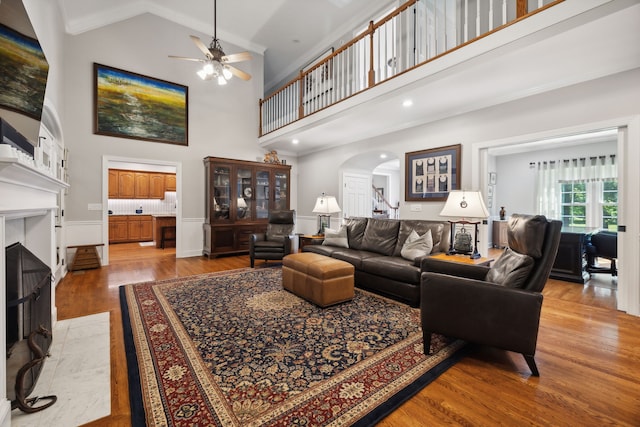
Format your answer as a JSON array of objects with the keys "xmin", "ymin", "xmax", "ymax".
[
  {"xmin": 227, "ymin": 65, "xmax": 251, "ymax": 81},
  {"xmin": 190, "ymin": 35, "xmax": 211, "ymax": 58},
  {"xmin": 222, "ymin": 52, "xmax": 252, "ymax": 64},
  {"xmin": 168, "ymin": 55, "xmax": 205, "ymax": 62}
]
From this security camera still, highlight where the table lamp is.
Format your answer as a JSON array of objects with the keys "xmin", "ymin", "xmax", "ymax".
[
  {"xmin": 312, "ymin": 193, "xmax": 341, "ymax": 235},
  {"xmin": 439, "ymin": 190, "xmax": 489, "ymax": 259}
]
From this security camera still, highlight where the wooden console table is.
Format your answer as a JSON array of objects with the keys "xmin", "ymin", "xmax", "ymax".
[{"xmin": 68, "ymin": 244, "xmax": 104, "ymax": 271}]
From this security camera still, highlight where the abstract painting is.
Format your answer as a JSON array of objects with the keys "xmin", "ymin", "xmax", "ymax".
[{"xmin": 94, "ymin": 63, "xmax": 188, "ymax": 146}]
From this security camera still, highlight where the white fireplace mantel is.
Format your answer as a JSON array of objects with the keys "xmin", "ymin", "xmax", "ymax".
[{"xmin": 0, "ymin": 157, "xmax": 69, "ymax": 427}]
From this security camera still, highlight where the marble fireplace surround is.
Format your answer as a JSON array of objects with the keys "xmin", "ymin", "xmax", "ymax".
[{"xmin": 0, "ymin": 158, "xmax": 68, "ymax": 427}]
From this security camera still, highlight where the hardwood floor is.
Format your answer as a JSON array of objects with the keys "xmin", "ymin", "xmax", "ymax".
[{"xmin": 56, "ymin": 244, "xmax": 640, "ymax": 426}]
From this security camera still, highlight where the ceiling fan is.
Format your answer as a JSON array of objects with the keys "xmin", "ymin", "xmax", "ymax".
[{"xmin": 169, "ymin": 0, "xmax": 251, "ymax": 85}]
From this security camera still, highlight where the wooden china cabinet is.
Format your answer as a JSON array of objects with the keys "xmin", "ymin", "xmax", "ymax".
[{"xmin": 203, "ymin": 156, "xmax": 291, "ymax": 257}]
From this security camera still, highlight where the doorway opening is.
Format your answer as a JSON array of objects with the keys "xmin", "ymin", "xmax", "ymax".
[
  {"xmin": 340, "ymin": 152, "xmax": 400, "ymax": 219},
  {"xmin": 102, "ymin": 156, "xmax": 181, "ymax": 266},
  {"xmin": 472, "ymin": 118, "xmax": 639, "ymax": 316}
]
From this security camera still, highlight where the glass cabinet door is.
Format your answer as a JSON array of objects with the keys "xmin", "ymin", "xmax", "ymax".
[
  {"xmin": 274, "ymin": 171, "xmax": 289, "ymax": 211},
  {"xmin": 237, "ymin": 167, "xmax": 254, "ymax": 221},
  {"xmin": 255, "ymin": 169, "xmax": 270, "ymax": 220},
  {"xmin": 213, "ymin": 165, "xmax": 231, "ymax": 221}
]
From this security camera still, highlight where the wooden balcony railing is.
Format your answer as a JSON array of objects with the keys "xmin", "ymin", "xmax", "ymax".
[{"xmin": 259, "ymin": 0, "xmax": 563, "ymax": 137}]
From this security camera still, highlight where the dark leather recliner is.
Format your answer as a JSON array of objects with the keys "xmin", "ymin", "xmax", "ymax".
[
  {"xmin": 250, "ymin": 210, "xmax": 295, "ymax": 268},
  {"xmin": 585, "ymin": 230, "xmax": 617, "ymax": 276},
  {"xmin": 420, "ymin": 214, "xmax": 562, "ymax": 376}
]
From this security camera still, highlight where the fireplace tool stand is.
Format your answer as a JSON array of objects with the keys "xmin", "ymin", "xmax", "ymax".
[{"xmin": 11, "ymin": 326, "xmax": 57, "ymax": 413}]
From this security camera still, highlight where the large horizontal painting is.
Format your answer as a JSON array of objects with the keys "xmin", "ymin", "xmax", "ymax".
[
  {"xmin": 0, "ymin": 23, "xmax": 48, "ymax": 120},
  {"xmin": 94, "ymin": 63, "xmax": 188, "ymax": 146}
]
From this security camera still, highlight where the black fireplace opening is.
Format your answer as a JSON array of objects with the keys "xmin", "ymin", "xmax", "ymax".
[{"xmin": 5, "ymin": 242, "xmax": 53, "ymax": 403}]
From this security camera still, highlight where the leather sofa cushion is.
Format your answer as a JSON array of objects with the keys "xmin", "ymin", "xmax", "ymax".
[
  {"xmin": 303, "ymin": 244, "xmax": 344, "ymax": 257},
  {"xmin": 345, "ymin": 217, "xmax": 368, "ymax": 250},
  {"xmin": 508, "ymin": 214, "xmax": 548, "ymax": 258},
  {"xmin": 361, "ymin": 218, "xmax": 400, "ymax": 256},
  {"xmin": 485, "ymin": 247, "xmax": 534, "ymax": 288},
  {"xmin": 331, "ymin": 249, "xmax": 380, "ymax": 270},
  {"xmin": 393, "ymin": 221, "xmax": 445, "ymax": 257},
  {"xmin": 361, "ymin": 256, "xmax": 420, "ymax": 284}
]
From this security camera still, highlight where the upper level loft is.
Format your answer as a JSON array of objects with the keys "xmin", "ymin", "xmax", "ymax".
[{"xmin": 257, "ymin": 0, "xmax": 639, "ymax": 155}]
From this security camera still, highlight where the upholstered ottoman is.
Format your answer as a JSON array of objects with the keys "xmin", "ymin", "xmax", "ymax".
[{"xmin": 282, "ymin": 252, "xmax": 355, "ymax": 307}]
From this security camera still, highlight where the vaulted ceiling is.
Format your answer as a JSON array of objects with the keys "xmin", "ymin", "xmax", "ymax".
[{"xmin": 56, "ymin": 0, "xmax": 393, "ymax": 92}]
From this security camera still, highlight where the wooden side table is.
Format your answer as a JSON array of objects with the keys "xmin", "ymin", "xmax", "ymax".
[
  {"xmin": 68, "ymin": 244, "xmax": 104, "ymax": 271},
  {"xmin": 492, "ymin": 220, "xmax": 509, "ymax": 248},
  {"xmin": 429, "ymin": 252, "xmax": 493, "ymax": 267},
  {"xmin": 298, "ymin": 234, "xmax": 325, "ymax": 250}
]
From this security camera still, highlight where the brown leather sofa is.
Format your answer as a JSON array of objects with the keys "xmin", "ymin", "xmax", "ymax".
[{"xmin": 302, "ymin": 217, "xmax": 450, "ymax": 307}]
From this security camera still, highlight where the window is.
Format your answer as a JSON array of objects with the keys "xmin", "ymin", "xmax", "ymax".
[
  {"xmin": 560, "ymin": 180, "xmax": 617, "ymax": 229},
  {"xmin": 602, "ymin": 180, "xmax": 618, "ymax": 230},
  {"xmin": 560, "ymin": 182, "xmax": 586, "ymax": 227},
  {"xmin": 535, "ymin": 153, "xmax": 617, "ymax": 229}
]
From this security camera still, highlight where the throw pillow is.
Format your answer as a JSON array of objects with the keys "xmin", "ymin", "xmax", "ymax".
[
  {"xmin": 400, "ymin": 229, "xmax": 433, "ymax": 261},
  {"xmin": 322, "ymin": 226, "xmax": 349, "ymax": 248},
  {"xmin": 485, "ymin": 247, "xmax": 534, "ymax": 288}
]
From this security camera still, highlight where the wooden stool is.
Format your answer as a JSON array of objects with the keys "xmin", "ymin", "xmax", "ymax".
[
  {"xmin": 282, "ymin": 252, "xmax": 354, "ymax": 307},
  {"xmin": 68, "ymin": 244, "xmax": 104, "ymax": 271},
  {"xmin": 160, "ymin": 226, "xmax": 176, "ymax": 249}
]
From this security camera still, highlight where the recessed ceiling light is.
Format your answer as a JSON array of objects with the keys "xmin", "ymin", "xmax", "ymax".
[
  {"xmin": 380, "ymin": 153, "xmax": 387, "ymax": 159},
  {"xmin": 292, "ymin": 139, "xmax": 299, "ymax": 144},
  {"xmin": 402, "ymin": 99, "xmax": 413, "ymax": 107}
]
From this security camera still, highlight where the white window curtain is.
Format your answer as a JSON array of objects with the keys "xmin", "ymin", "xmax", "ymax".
[{"xmin": 535, "ymin": 155, "xmax": 617, "ymax": 220}]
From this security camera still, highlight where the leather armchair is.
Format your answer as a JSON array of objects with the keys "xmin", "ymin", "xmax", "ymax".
[
  {"xmin": 250, "ymin": 210, "xmax": 295, "ymax": 268},
  {"xmin": 585, "ymin": 230, "xmax": 617, "ymax": 276},
  {"xmin": 420, "ymin": 214, "xmax": 562, "ymax": 376}
]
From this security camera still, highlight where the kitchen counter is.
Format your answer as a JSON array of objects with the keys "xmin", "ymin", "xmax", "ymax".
[{"xmin": 152, "ymin": 216, "xmax": 176, "ymax": 248}]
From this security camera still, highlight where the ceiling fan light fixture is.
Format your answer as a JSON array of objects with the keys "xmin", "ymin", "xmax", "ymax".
[
  {"xmin": 217, "ymin": 75, "xmax": 227, "ymax": 85},
  {"xmin": 222, "ymin": 66, "xmax": 233, "ymax": 80}
]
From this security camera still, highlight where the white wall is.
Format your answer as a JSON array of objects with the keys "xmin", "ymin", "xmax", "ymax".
[
  {"xmin": 494, "ymin": 139, "xmax": 618, "ymax": 218},
  {"xmin": 297, "ymin": 68, "xmax": 640, "ymax": 222},
  {"xmin": 62, "ymin": 13, "xmax": 265, "ymax": 222},
  {"xmin": 54, "ymin": 13, "xmax": 275, "ymax": 256}
]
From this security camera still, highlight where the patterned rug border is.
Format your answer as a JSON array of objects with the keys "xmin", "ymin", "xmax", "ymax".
[{"xmin": 120, "ymin": 267, "xmax": 466, "ymax": 426}]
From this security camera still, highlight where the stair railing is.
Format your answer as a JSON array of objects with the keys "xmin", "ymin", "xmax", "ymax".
[{"xmin": 259, "ymin": 0, "xmax": 563, "ymax": 137}]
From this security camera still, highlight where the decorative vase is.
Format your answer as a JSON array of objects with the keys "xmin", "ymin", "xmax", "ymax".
[{"xmin": 499, "ymin": 206, "xmax": 506, "ymax": 220}]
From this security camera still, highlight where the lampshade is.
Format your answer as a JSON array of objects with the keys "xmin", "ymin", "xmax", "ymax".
[
  {"xmin": 312, "ymin": 194, "xmax": 341, "ymax": 214},
  {"xmin": 439, "ymin": 190, "xmax": 489, "ymax": 219}
]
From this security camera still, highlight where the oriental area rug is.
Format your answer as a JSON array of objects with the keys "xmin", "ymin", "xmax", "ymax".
[{"xmin": 120, "ymin": 267, "xmax": 465, "ymax": 426}]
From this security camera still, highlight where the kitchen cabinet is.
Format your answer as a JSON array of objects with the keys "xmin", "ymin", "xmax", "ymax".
[
  {"xmin": 203, "ymin": 157, "xmax": 291, "ymax": 257},
  {"xmin": 108, "ymin": 169, "xmax": 176, "ymax": 199},
  {"xmin": 108, "ymin": 170, "xmax": 118, "ymax": 198},
  {"xmin": 109, "ymin": 215, "xmax": 152, "ymax": 243},
  {"xmin": 117, "ymin": 170, "xmax": 135, "ymax": 198},
  {"xmin": 109, "ymin": 216, "xmax": 129, "ymax": 243},
  {"xmin": 134, "ymin": 172, "xmax": 150, "ymax": 198},
  {"xmin": 165, "ymin": 174, "xmax": 176, "ymax": 191},
  {"xmin": 149, "ymin": 173, "xmax": 166, "ymax": 198}
]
